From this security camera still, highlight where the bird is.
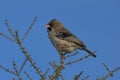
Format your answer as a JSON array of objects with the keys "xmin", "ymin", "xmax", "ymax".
[{"xmin": 46, "ymin": 19, "xmax": 96, "ymax": 57}]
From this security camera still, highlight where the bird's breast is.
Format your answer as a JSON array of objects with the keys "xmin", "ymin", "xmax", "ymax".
[
  {"xmin": 54, "ymin": 36, "xmax": 78, "ymax": 53},
  {"xmin": 48, "ymin": 30, "xmax": 79, "ymax": 53}
]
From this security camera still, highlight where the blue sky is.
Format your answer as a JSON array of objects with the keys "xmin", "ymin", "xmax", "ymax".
[{"xmin": 0, "ymin": 0, "xmax": 120, "ymax": 80}]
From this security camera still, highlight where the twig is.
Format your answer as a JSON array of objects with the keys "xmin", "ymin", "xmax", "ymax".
[
  {"xmin": 43, "ymin": 68, "xmax": 50, "ymax": 76},
  {"xmin": 1, "ymin": 17, "xmax": 46, "ymax": 80},
  {"xmin": 74, "ymin": 71, "xmax": 83, "ymax": 80},
  {"xmin": 15, "ymin": 30, "xmax": 21, "ymax": 44},
  {"xmin": 65, "ymin": 52, "xmax": 79, "ymax": 59},
  {"xmin": 0, "ymin": 32, "xmax": 15, "ymax": 42},
  {"xmin": 65, "ymin": 54, "xmax": 91, "ymax": 66},
  {"xmin": 99, "ymin": 65, "xmax": 120, "ymax": 80},
  {"xmin": 49, "ymin": 64, "xmax": 64, "ymax": 80},
  {"xmin": 96, "ymin": 63, "xmax": 120, "ymax": 80},
  {"xmin": 102, "ymin": 63, "xmax": 113, "ymax": 76},
  {"xmin": 0, "ymin": 65, "xmax": 15, "ymax": 75},
  {"xmin": 5, "ymin": 20, "xmax": 16, "ymax": 38},
  {"xmin": 49, "ymin": 56, "xmax": 66, "ymax": 80},
  {"xmin": 60, "ymin": 54, "xmax": 65, "ymax": 64},
  {"xmin": 19, "ymin": 58, "xmax": 28, "ymax": 74},
  {"xmin": 15, "ymin": 31, "xmax": 46, "ymax": 80},
  {"xmin": 82, "ymin": 75, "xmax": 89, "ymax": 80},
  {"xmin": 49, "ymin": 61, "xmax": 58, "ymax": 69},
  {"xmin": 21, "ymin": 17, "xmax": 37, "ymax": 43},
  {"xmin": 59, "ymin": 74, "xmax": 65, "ymax": 80},
  {"xmin": 24, "ymin": 71, "xmax": 33, "ymax": 80},
  {"xmin": 12, "ymin": 61, "xmax": 23, "ymax": 80}
]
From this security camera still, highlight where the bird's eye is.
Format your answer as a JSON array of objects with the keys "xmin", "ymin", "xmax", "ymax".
[{"xmin": 47, "ymin": 27, "xmax": 52, "ymax": 32}]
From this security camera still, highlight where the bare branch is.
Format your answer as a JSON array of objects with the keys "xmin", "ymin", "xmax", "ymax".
[
  {"xmin": 65, "ymin": 54, "xmax": 91, "ymax": 66},
  {"xmin": 0, "ymin": 65, "xmax": 15, "ymax": 75},
  {"xmin": 14, "ymin": 31, "xmax": 46, "ymax": 80},
  {"xmin": 15, "ymin": 30, "xmax": 21, "ymax": 45},
  {"xmin": 19, "ymin": 58, "xmax": 28, "ymax": 74},
  {"xmin": 65, "ymin": 52, "xmax": 79, "ymax": 59},
  {"xmin": 12, "ymin": 61, "xmax": 23, "ymax": 80},
  {"xmin": 97, "ymin": 63, "xmax": 120, "ymax": 80},
  {"xmin": 74, "ymin": 71, "xmax": 83, "ymax": 80},
  {"xmin": 5, "ymin": 20, "xmax": 16, "ymax": 38},
  {"xmin": 24, "ymin": 71, "xmax": 33, "ymax": 80},
  {"xmin": 1, "ymin": 18, "xmax": 120, "ymax": 80},
  {"xmin": 49, "ymin": 61, "xmax": 58, "ymax": 69},
  {"xmin": 49, "ymin": 64, "xmax": 65, "ymax": 80},
  {"xmin": 43, "ymin": 68, "xmax": 50, "ymax": 77},
  {"xmin": 0, "ymin": 18, "xmax": 46, "ymax": 80},
  {"xmin": 82, "ymin": 75, "xmax": 89, "ymax": 80},
  {"xmin": 0, "ymin": 32, "xmax": 15, "ymax": 42},
  {"xmin": 21, "ymin": 17, "xmax": 37, "ymax": 43},
  {"xmin": 102, "ymin": 63, "xmax": 113, "ymax": 76}
]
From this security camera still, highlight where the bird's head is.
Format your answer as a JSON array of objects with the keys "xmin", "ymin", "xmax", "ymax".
[{"xmin": 46, "ymin": 19, "xmax": 64, "ymax": 32}]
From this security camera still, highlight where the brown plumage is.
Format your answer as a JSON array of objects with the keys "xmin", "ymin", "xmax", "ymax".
[{"xmin": 46, "ymin": 19, "xmax": 96, "ymax": 57}]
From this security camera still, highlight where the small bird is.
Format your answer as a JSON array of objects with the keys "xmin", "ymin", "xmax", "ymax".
[{"xmin": 46, "ymin": 19, "xmax": 96, "ymax": 57}]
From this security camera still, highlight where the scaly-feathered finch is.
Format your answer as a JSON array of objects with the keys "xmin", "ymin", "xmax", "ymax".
[{"xmin": 46, "ymin": 19, "xmax": 96, "ymax": 57}]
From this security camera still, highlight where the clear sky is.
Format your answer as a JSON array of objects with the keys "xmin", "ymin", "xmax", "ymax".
[{"xmin": 0, "ymin": 0, "xmax": 120, "ymax": 80}]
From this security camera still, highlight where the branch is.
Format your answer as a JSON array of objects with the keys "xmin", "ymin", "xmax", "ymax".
[
  {"xmin": 49, "ymin": 56, "xmax": 65, "ymax": 80},
  {"xmin": 0, "ymin": 32, "xmax": 16, "ymax": 42},
  {"xmin": 19, "ymin": 58, "xmax": 28, "ymax": 74},
  {"xmin": 0, "ymin": 65, "xmax": 15, "ymax": 75},
  {"xmin": 43, "ymin": 68, "xmax": 50, "ymax": 77},
  {"xmin": 82, "ymin": 75, "xmax": 89, "ymax": 80},
  {"xmin": 5, "ymin": 20, "xmax": 16, "ymax": 38},
  {"xmin": 21, "ymin": 17, "xmax": 37, "ymax": 43},
  {"xmin": 12, "ymin": 61, "xmax": 23, "ymax": 80},
  {"xmin": 24, "ymin": 71, "xmax": 33, "ymax": 80},
  {"xmin": 15, "ymin": 31, "xmax": 46, "ymax": 80},
  {"xmin": 65, "ymin": 54, "xmax": 91, "ymax": 66},
  {"xmin": 102, "ymin": 63, "xmax": 113, "ymax": 76},
  {"xmin": 65, "ymin": 52, "xmax": 79, "ymax": 59},
  {"xmin": 74, "ymin": 71, "xmax": 83, "ymax": 80},
  {"xmin": 0, "ymin": 17, "xmax": 46, "ymax": 80},
  {"xmin": 97, "ymin": 63, "xmax": 120, "ymax": 80},
  {"xmin": 49, "ymin": 64, "xmax": 64, "ymax": 80}
]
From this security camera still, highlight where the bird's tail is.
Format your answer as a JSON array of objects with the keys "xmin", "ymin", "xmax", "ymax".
[{"xmin": 83, "ymin": 48, "xmax": 96, "ymax": 58}]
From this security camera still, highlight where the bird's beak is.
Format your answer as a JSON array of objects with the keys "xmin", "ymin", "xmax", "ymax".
[{"xmin": 46, "ymin": 24, "xmax": 51, "ymax": 28}]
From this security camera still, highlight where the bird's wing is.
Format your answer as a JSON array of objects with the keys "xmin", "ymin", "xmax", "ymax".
[{"xmin": 55, "ymin": 27, "xmax": 86, "ymax": 48}]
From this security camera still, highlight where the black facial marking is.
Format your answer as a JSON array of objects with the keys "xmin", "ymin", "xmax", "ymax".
[{"xmin": 47, "ymin": 27, "xmax": 52, "ymax": 32}]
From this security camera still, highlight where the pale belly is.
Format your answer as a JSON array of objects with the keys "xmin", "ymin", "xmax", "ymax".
[
  {"xmin": 48, "ymin": 30, "xmax": 79, "ymax": 53},
  {"xmin": 54, "ymin": 37, "xmax": 78, "ymax": 53}
]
